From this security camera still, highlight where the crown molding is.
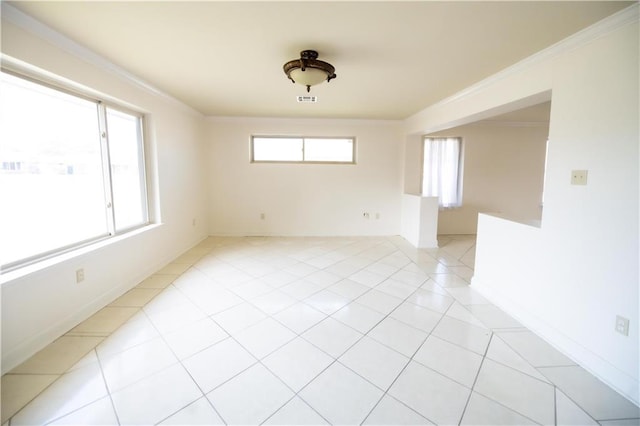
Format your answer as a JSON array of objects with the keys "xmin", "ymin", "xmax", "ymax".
[
  {"xmin": 423, "ymin": 3, "xmax": 639, "ymax": 112},
  {"xmin": 472, "ymin": 120, "xmax": 549, "ymax": 128},
  {"xmin": 1, "ymin": 3, "xmax": 203, "ymax": 118},
  {"xmin": 205, "ymin": 115, "xmax": 403, "ymax": 126}
]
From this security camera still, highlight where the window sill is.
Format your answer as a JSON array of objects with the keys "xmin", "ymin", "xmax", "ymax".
[{"xmin": 0, "ymin": 223, "xmax": 163, "ymax": 285}]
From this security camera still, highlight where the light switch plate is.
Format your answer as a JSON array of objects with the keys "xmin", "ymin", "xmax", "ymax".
[{"xmin": 571, "ymin": 170, "xmax": 588, "ymax": 185}]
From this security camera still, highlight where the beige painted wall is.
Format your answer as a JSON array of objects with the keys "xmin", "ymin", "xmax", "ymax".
[{"xmin": 431, "ymin": 123, "xmax": 548, "ymax": 234}]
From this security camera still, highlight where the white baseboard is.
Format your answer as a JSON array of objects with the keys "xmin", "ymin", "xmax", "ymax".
[
  {"xmin": 417, "ymin": 238, "xmax": 439, "ymax": 249},
  {"xmin": 471, "ymin": 276, "xmax": 639, "ymax": 406},
  {"xmin": 2, "ymin": 278, "xmax": 135, "ymax": 374},
  {"xmin": 1, "ymin": 234, "xmax": 207, "ymax": 374}
]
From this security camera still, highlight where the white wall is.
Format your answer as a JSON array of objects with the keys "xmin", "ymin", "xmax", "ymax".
[
  {"xmin": 400, "ymin": 195, "xmax": 439, "ymax": 248},
  {"xmin": 405, "ymin": 7, "xmax": 639, "ymax": 403},
  {"xmin": 402, "ymin": 134, "xmax": 423, "ymax": 195},
  {"xmin": 1, "ymin": 14, "xmax": 208, "ymax": 372},
  {"xmin": 206, "ymin": 117, "xmax": 403, "ymax": 237}
]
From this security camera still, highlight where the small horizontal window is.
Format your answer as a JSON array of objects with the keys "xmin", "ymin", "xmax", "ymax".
[{"xmin": 251, "ymin": 136, "xmax": 355, "ymax": 163}]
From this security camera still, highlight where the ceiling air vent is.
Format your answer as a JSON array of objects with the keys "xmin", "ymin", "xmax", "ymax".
[{"xmin": 297, "ymin": 95, "xmax": 318, "ymax": 103}]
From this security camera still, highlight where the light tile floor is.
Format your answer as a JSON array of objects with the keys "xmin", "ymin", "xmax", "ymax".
[{"xmin": 2, "ymin": 235, "xmax": 639, "ymax": 425}]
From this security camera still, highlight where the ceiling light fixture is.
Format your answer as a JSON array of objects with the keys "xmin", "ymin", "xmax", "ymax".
[{"xmin": 283, "ymin": 50, "xmax": 336, "ymax": 93}]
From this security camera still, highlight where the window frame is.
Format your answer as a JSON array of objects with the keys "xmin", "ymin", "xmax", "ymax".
[
  {"xmin": 250, "ymin": 135, "xmax": 356, "ymax": 164},
  {"xmin": 0, "ymin": 67, "xmax": 151, "ymax": 273},
  {"xmin": 103, "ymin": 103, "xmax": 150, "ymax": 234}
]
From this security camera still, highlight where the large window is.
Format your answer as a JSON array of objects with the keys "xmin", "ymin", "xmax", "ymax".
[
  {"xmin": 0, "ymin": 70, "xmax": 148, "ymax": 271},
  {"xmin": 422, "ymin": 136, "xmax": 463, "ymax": 208},
  {"xmin": 251, "ymin": 136, "xmax": 355, "ymax": 163}
]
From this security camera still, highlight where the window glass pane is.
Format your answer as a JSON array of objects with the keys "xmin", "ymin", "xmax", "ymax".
[
  {"xmin": 304, "ymin": 138, "xmax": 354, "ymax": 162},
  {"xmin": 107, "ymin": 108, "xmax": 147, "ymax": 231},
  {"xmin": 0, "ymin": 72, "xmax": 108, "ymax": 265},
  {"xmin": 253, "ymin": 137, "xmax": 303, "ymax": 161}
]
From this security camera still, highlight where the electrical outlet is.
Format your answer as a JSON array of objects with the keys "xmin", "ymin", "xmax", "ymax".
[
  {"xmin": 192, "ymin": 218, "xmax": 196, "ymax": 227},
  {"xmin": 571, "ymin": 170, "xmax": 588, "ymax": 185},
  {"xmin": 615, "ymin": 315, "xmax": 629, "ymax": 336},
  {"xmin": 375, "ymin": 213, "xmax": 380, "ymax": 220},
  {"xmin": 260, "ymin": 213, "xmax": 265, "ymax": 220},
  {"xmin": 76, "ymin": 268, "xmax": 85, "ymax": 283}
]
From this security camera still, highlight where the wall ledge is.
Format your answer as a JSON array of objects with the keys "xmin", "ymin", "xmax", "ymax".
[{"xmin": 0, "ymin": 224, "xmax": 164, "ymax": 286}]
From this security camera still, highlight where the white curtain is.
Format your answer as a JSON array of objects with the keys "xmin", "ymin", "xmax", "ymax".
[{"xmin": 422, "ymin": 137, "xmax": 462, "ymax": 208}]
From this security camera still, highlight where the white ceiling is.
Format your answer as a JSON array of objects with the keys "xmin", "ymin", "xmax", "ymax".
[{"xmin": 9, "ymin": 1, "xmax": 631, "ymax": 120}]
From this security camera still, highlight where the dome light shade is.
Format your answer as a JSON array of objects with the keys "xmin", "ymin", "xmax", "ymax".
[{"xmin": 283, "ymin": 50, "xmax": 336, "ymax": 93}]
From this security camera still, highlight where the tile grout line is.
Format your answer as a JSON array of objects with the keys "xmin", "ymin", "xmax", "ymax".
[
  {"xmin": 2, "ymin": 237, "xmax": 413, "ymax": 425},
  {"xmin": 460, "ymin": 332, "xmax": 553, "ymax": 425},
  {"xmin": 9, "ymin": 235, "xmax": 605, "ymax": 425},
  {"xmin": 217, "ymin": 237, "xmax": 396, "ymax": 424},
  {"xmin": 553, "ymin": 385, "xmax": 558, "ymax": 426},
  {"xmin": 192, "ymin": 239, "xmax": 375, "ymax": 423},
  {"xmin": 551, "ymin": 383, "xmax": 604, "ymax": 425},
  {"xmin": 292, "ymin": 259, "xmax": 436, "ymax": 424},
  {"xmin": 4, "ymin": 276, "xmax": 175, "ymax": 425},
  {"xmin": 256, "ymin": 240, "xmax": 445, "ymax": 425},
  {"xmin": 21, "ymin": 348, "xmax": 123, "ymax": 426},
  {"xmin": 3, "ymin": 369, "xmax": 67, "ymax": 423},
  {"xmin": 124, "ymin": 297, "xmax": 215, "ymax": 425},
  {"xmin": 141, "ymin": 297, "xmax": 230, "ymax": 425},
  {"xmin": 441, "ymin": 304, "xmax": 559, "ymax": 387},
  {"xmin": 457, "ymin": 331, "xmax": 494, "ymax": 425},
  {"xmin": 359, "ymin": 286, "xmax": 457, "ymax": 426},
  {"xmin": 169, "ymin": 237, "xmax": 625, "ymax": 424},
  {"xmin": 183, "ymin": 236, "xmax": 449, "ymax": 425},
  {"xmin": 199, "ymin": 238, "xmax": 420, "ymax": 339},
  {"xmin": 94, "ymin": 348, "xmax": 122, "ymax": 426},
  {"xmin": 158, "ymin": 363, "xmax": 229, "ymax": 426}
]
